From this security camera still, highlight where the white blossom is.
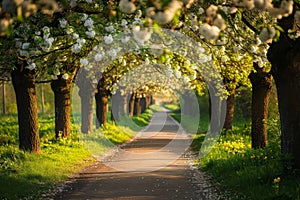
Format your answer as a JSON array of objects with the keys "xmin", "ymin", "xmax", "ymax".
[
  {"xmin": 59, "ymin": 19, "xmax": 68, "ymax": 28},
  {"xmin": 80, "ymin": 58, "xmax": 89, "ymax": 66},
  {"xmin": 199, "ymin": 23, "xmax": 220, "ymax": 41},
  {"xmin": 86, "ymin": 0, "xmax": 92, "ymax": 3},
  {"xmin": 73, "ymin": 33, "xmax": 79, "ymax": 39},
  {"xmin": 94, "ymin": 53, "xmax": 103, "ymax": 62},
  {"xmin": 85, "ymin": 30, "xmax": 96, "ymax": 37},
  {"xmin": 108, "ymin": 49, "xmax": 117, "ymax": 58},
  {"xmin": 26, "ymin": 62, "xmax": 36, "ymax": 71},
  {"xmin": 104, "ymin": 35, "xmax": 113, "ymax": 44},
  {"xmin": 121, "ymin": 36, "xmax": 130, "ymax": 43},
  {"xmin": 62, "ymin": 73, "xmax": 69, "ymax": 80},
  {"xmin": 77, "ymin": 38, "xmax": 86, "ymax": 44},
  {"xmin": 206, "ymin": 5, "xmax": 218, "ymax": 18},
  {"xmin": 119, "ymin": 0, "xmax": 136, "ymax": 14},
  {"xmin": 121, "ymin": 19, "xmax": 128, "ymax": 27},
  {"xmin": 105, "ymin": 25, "xmax": 115, "ymax": 33},
  {"xmin": 84, "ymin": 18, "xmax": 94, "ymax": 27},
  {"xmin": 72, "ymin": 43, "xmax": 82, "ymax": 53},
  {"xmin": 81, "ymin": 14, "xmax": 88, "ymax": 21},
  {"xmin": 133, "ymin": 26, "xmax": 152, "ymax": 44}
]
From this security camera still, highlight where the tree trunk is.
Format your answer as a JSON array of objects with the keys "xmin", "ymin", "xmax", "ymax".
[
  {"xmin": 95, "ymin": 77, "xmax": 108, "ymax": 127},
  {"xmin": 249, "ymin": 64, "xmax": 272, "ymax": 149},
  {"xmin": 134, "ymin": 96, "xmax": 141, "ymax": 115},
  {"xmin": 111, "ymin": 89, "xmax": 122, "ymax": 121},
  {"xmin": 223, "ymin": 91, "xmax": 235, "ymax": 130},
  {"xmin": 51, "ymin": 78, "xmax": 72, "ymax": 138},
  {"xmin": 208, "ymin": 84, "xmax": 226, "ymax": 134},
  {"xmin": 129, "ymin": 92, "xmax": 135, "ymax": 117},
  {"xmin": 141, "ymin": 96, "xmax": 146, "ymax": 113},
  {"xmin": 79, "ymin": 89, "xmax": 94, "ymax": 133},
  {"xmin": 11, "ymin": 63, "xmax": 40, "ymax": 152},
  {"xmin": 267, "ymin": 15, "xmax": 300, "ymax": 168},
  {"xmin": 120, "ymin": 93, "xmax": 128, "ymax": 116},
  {"xmin": 76, "ymin": 68, "xmax": 95, "ymax": 133}
]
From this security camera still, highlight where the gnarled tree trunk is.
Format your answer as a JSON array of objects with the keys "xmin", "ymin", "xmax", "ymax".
[
  {"xmin": 249, "ymin": 64, "xmax": 272, "ymax": 149},
  {"xmin": 51, "ymin": 77, "xmax": 72, "ymax": 138},
  {"xmin": 12, "ymin": 62, "xmax": 40, "ymax": 152},
  {"xmin": 268, "ymin": 15, "xmax": 300, "ymax": 168}
]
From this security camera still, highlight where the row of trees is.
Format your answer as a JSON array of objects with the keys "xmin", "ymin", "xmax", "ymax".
[{"xmin": 1, "ymin": 0, "xmax": 300, "ymax": 168}]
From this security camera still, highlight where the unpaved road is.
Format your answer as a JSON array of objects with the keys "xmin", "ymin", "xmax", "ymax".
[{"xmin": 52, "ymin": 111, "xmax": 221, "ymax": 200}]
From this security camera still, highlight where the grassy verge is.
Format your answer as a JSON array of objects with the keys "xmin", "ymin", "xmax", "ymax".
[
  {"xmin": 0, "ymin": 107, "xmax": 155, "ymax": 200},
  {"xmin": 169, "ymin": 111, "xmax": 300, "ymax": 199}
]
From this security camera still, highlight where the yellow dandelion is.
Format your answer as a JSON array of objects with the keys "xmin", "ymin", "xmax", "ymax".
[{"xmin": 273, "ymin": 177, "xmax": 281, "ymax": 184}]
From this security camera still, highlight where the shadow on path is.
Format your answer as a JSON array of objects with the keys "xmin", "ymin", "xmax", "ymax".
[{"xmin": 52, "ymin": 110, "xmax": 220, "ymax": 200}]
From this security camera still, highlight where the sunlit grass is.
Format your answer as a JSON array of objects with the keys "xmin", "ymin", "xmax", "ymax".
[
  {"xmin": 170, "ymin": 110, "xmax": 300, "ymax": 199},
  {"xmin": 0, "ymin": 107, "xmax": 155, "ymax": 199}
]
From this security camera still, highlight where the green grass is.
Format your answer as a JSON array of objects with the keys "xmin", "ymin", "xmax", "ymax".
[
  {"xmin": 163, "ymin": 103, "xmax": 180, "ymax": 111},
  {"xmin": 0, "ymin": 108, "xmax": 155, "ymax": 200},
  {"xmin": 197, "ymin": 125, "xmax": 300, "ymax": 200},
  {"xmin": 170, "ymin": 111, "xmax": 300, "ymax": 199}
]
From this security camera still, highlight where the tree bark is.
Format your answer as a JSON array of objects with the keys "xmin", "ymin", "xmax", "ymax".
[
  {"xmin": 134, "ymin": 96, "xmax": 142, "ymax": 115},
  {"xmin": 76, "ymin": 68, "xmax": 95, "ymax": 133},
  {"xmin": 11, "ymin": 63, "xmax": 40, "ymax": 152},
  {"xmin": 129, "ymin": 92, "xmax": 136, "ymax": 117},
  {"xmin": 249, "ymin": 64, "xmax": 272, "ymax": 149},
  {"xmin": 51, "ymin": 78, "xmax": 72, "ymax": 138},
  {"xmin": 95, "ymin": 77, "xmax": 108, "ymax": 128},
  {"xmin": 223, "ymin": 91, "xmax": 235, "ymax": 130},
  {"xmin": 141, "ymin": 96, "xmax": 146, "ymax": 113},
  {"xmin": 267, "ymin": 15, "xmax": 300, "ymax": 168},
  {"xmin": 120, "ymin": 93, "xmax": 128, "ymax": 116}
]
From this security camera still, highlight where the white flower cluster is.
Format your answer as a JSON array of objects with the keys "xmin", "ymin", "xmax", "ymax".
[
  {"xmin": 132, "ymin": 26, "xmax": 152, "ymax": 45},
  {"xmin": 199, "ymin": 5, "xmax": 226, "ymax": 42},
  {"xmin": 235, "ymin": 0, "xmax": 293, "ymax": 19},
  {"xmin": 119, "ymin": 0, "xmax": 136, "ymax": 14},
  {"xmin": 145, "ymin": 0, "xmax": 183, "ymax": 24}
]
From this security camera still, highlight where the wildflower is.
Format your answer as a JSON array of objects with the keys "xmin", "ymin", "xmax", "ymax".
[
  {"xmin": 62, "ymin": 73, "xmax": 69, "ymax": 80},
  {"xmin": 59, "ymin": 19, "xmax": 68, "ymax": 28},
  {"xmin": 273, "ymin": 177, "xmax": 281, "ymax": 184}
]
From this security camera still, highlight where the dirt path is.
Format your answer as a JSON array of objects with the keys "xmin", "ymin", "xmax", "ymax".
[{"xmin": 52, "ymin": 111, "xmax": 221, "ymax": 200}]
